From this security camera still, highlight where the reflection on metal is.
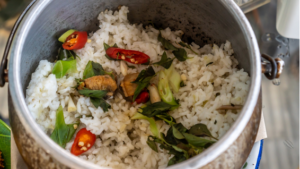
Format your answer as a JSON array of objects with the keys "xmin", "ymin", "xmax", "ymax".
[
  {"xmin": 261, "ymin": 33, "xmax": 290, "ymax": 58},
  {"xmin": 234, "ymin": 0, "xmax": 271, "ymax": 13},
  {"xmin": 261, "ymin": 54, "xmax": 284, "ymax": 81}
]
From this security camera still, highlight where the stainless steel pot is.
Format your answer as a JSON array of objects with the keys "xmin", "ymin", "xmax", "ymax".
[{"xmin": 0, "ymin": 0, "xmax": 283, "ymax": 168}]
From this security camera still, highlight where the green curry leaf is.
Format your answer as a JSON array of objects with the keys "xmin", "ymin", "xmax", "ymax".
[
  {"xmin": 50, "ymin": 106, "xmax": 78, "ymax": 148},
  {"xmin": 158, "ymin": 32, "xmax": 178, "ymax": 51},
  {"xmin": 132, "ymin": 66, "xmax": 156, "ymax": 101},
  {"xmin": 153, "ymin": 52, "xmax": 174, "ymax": 69},
  {"xmin": 182, "ymin": 133, "xmax": 215, "ymax": 148},
  {"xmin": 188, "ymin": 123, "xmax": 218, "ymax": 140},
  {"xmin": 0, "ymin": 120, "xmax": 11, "ymax": 169},
  {"xmin": 90, "ymin": 97, "xmax": 111, "ymax": 112},
  {"xmin": 139, "ymin": 102, "xmax": 174, "ymax": 118},
  {"xmin": 82, "ymin": 61, "xmax": 107, "ymax": 79},
  {"xmin": 172, "ymin": 48, "xmax": 188, "ymax": 61},
  {"xmin": 78, "ymin": 89, "xmax": 108, "ymax": 99},
  {"xmin": 156, "ymin": 114, "xmax": 176, "ymax": 126},
  {"xmin": 104, "ymin": 43, "xmax": 118, "ymax": 60}
]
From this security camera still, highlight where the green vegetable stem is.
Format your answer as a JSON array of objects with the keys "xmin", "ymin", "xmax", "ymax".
[{"xmin": 158, "ymin": 71, "xmax": 178, "ymax": 106}]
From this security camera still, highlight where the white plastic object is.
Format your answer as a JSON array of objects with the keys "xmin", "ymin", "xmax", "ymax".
[{"xmin": 276, "ymin": 0, "xmax": 299, "ymax": 39}]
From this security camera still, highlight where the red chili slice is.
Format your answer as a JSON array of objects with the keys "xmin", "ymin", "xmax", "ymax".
[
  {"xmin": 135, "ymin": 91, "xmax": 149, "ymax": 104},
  {"xmin": 106, "ymin": 47, "xmax": 150, "ymax": 64},
  {"xmin": 71, "ymin": 128, "xmax": 96, "ymax": 156},
  {"xmin": 62, "ymin": 31, "xmax": 88, "ymax": 50}
]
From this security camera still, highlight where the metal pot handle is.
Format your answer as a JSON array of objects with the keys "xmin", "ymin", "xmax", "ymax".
[
  {"xmin": 0, "ymin": 0, "xmax": 36, "ymax": 87},
  {"xmin": 261, "ymin": 54, "xmax": 284, "ymax": 80}
]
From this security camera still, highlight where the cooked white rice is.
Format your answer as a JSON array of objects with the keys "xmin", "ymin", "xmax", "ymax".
[{"xmin": 25, "ymin": 6, "xmax": 250, "ymax": 169}]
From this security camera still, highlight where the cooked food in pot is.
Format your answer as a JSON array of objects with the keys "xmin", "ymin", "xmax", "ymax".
[{"xmin": 25, "ymin": 6, "xmax": 250, "ymax": 169}]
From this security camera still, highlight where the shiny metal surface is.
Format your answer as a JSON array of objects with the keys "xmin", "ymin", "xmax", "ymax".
[
  {"xmin": 8, "ymin": 0, "xmax": 261, "ymax": 168},
  {"xmin": 245, "ymin": 1, "xmax": 299, "ymax": 168}
]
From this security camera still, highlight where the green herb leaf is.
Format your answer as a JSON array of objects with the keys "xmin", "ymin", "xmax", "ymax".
[
  {"xmin": 173, "ymin": 123, "xmax": 188, "ymax": 133},
  {"xmin": 153, "ymin": 52, "xmax": 174, "ymax": 69},
  {"xmin": 90, "ymin": 97, "xmax": 111, "ymax": 112},
  {"xmin": 182, "ymin": 133, "xmax": 215, "ymax": 148},
  {"xmin": 132, "ymin": 66, "xmax": 156, "ymax": 101},
  {"xmin": 172, "ymin": 126, "xmax": 184, "ymax": 139},
  {"xmin": 58, "ymin": 48, "xmax": 79, "ymax": 61},
  {"xmin": 178, "ymin": 42, "xmax": 199, "ymax": 55},
  {"xmin": 132, "ymin": 113, "xmax": 160, "ymax": 138},
  {"xmin": 146, "ymin": 136, "xmax": 158, "ymax": 152},
  {"xmin": 156, "ymin": 114, "xmax": 176, "ymax": 126},
  {"xmin": 167, "ymin": 154, "xmax": 187, "ymax": 166},
  {"xmin": 180, "ymin": 81, "xmax": 186, "ymax": 87},
  {"xmin": 50, "ymin": 106, "xmax": 78, "ymax": 148},
  {"xmin": 78, "ymin": 89, "xmax": 108, "ymax": 98},
  {"xmin": 0, "ymin": 120, "xmax": 11, "ymax": 169},
  {"xmin": 132, "ymin": 66, "xmax": 155, "ymax": 83},
  {"xmin": 104, "ymin": 43, "xmax": 118, "ymax": 60},
  {"xmin": 188, "ymin": 123, "xmax": 218, "ymax": 140},
  {"xmin": 172, "ymin": 48, "xmax": 188, "ymax": 61},
  {"xmin": 83, "ymin": 61, "xmax": 107, "ymax": 79},
  {"xmin": 139, "ymin": 102, "xmax": 174, "ymax": 118},
  {"xmin": 158, "ymin": 32, "xmax": 178, "ymax": 51},
  {"xmin": 243, "ymin": 162, "xmax": 248, "ymax": 168},
  {"xmin": 52, "ymin": 59, "xmax": 77, "ymax": 79},
  {"xmin": 103, "ymin": 43, "xmax": 110, "ymax": 50},
  {"xmin": 206, "ymin": 62, "xmax": 213, "ymax": 66},
  {"xmin": 126, "ymin": 63, "xmax": 136, "ymax": 69}
]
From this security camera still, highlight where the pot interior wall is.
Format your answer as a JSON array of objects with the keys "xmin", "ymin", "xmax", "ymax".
[{"xmin": 19, "ymin": 0, "xmax": 250, "ymax": 93}]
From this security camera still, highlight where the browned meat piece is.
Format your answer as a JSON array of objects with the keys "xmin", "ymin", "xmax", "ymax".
[
  {"xmin": 120, "ymin": 73, "xmax": 139, "ymax": 97},
  {"xmin": 80, "ymin": 75, "xmax": 117, "ymax": 96}
]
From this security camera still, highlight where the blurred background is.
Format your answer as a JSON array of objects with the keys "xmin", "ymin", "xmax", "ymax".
[{"xmin": 0, "ymin": 0, "xmax": 298, "ymax": 169}]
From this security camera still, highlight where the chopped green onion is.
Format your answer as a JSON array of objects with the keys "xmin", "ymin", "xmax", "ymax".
[
  {"xmin": 164, "ymin": 64, "xmax": 181, "ymax": 93},
  {"xmin": 58, "ymin": 29, "xmax": 76, "ymax": 43},
  {"xmin": 158, "ymin": 71, "xmax": 178, "ymax": 106}
]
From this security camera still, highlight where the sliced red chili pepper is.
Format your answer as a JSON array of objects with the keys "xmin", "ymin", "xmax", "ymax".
[
  {"xmin": 62, "ymin": 31, "xmax": 88, "ymax": 50},
  {"xmin": 135, "ymin": 91, "xmax": 149, "ymax": 104},
  {"xmin": 71, "ymin": 128, "xmax": 96, "ymax": 156},
  {"xmin": 106, "ymin": 47, "xmax": 150, "ymax": 64}
]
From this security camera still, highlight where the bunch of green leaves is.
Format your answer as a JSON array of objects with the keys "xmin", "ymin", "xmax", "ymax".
[
  {"xmin": 78, "ymin": 89, "xmax": 111, "ymax": 112},
  {"xmin": 103, "ymin": 43, "xmax": 118, "ymax": 60},
  {"xmin": 157, "ymin": 32, "xmax": 189, "ymax": 62},
  {"xmin": 50, "ymin": 106, "xmax": 78, "ymax": 148},
  {"xmin": 0, "ymin": 120, "xmax": 10, "ymax": 169},
  {"xmin": 153, "ymin": 52, "xmax": 174, "ymax": 69},
  {"xmin": 132, "ymin": 66, "xmax": 156, "ymax": 101},
  {"xmin": 138, "ymin": 101, "xmax": 174, "ymax": 118},
  {"xmin": 146, "ymin": 122, "xmax": 217, "ymax": 166},
  {"xmin": 52, "ymin": 48, "xmax": 78, "ymax": 79},
  {"xmin": 77, "ymin": 61, "xmax": 114, "ymax": 112}
]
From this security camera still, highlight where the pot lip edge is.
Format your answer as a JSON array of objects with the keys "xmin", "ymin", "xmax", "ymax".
[{"xmin": 8, "ymin": 0, "xmax": 261, "ymax": 169}]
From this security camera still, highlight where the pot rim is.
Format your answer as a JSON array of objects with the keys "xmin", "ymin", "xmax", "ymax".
[{"xmin": 8, "ymin": 0, "xmax": 261, "ymax": 168}]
